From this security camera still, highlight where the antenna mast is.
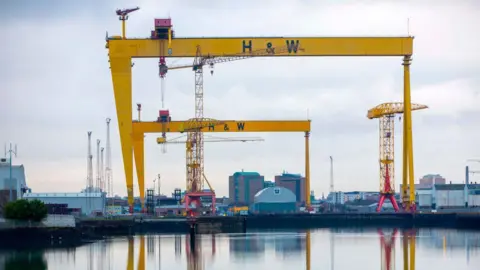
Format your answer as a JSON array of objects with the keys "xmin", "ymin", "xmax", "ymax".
[
  {"xmin": 101, "ymin": 147, "xmax": 105, "ymax": 191},
  {"xmin": 96, "ymin": 139, "xmax": 101, "ymax": 191},
  {"xmin": 158, "ymin": 174, "xmax": 161, "ymax": 196},
  {"xmin": 105, "ymin": 118, "xmax": 113, "ymax": 197},
  {"xmin": 87, "ymin": 132, "xmax": 93, "ymax": 191},
  {"xmin": 330, "ymin": 156, "xmax": 334, "ymax": 193},
  {"xmin": 5, "ymin": 143, "xmax": 18, "ymax": 201}
]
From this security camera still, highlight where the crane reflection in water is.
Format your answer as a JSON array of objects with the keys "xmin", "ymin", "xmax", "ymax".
[{"xmin": 3, "ymin": 228, "xmax": 480, "ymax": 269}]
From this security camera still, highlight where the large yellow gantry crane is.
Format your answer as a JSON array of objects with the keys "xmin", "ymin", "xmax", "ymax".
[
  {"xmin": 106, "ymin": 8, "xmax": 414, "ymax": 211},
  {"xmin": 368, "ymin": 103, "xmax": 428, "ymax": 212}
]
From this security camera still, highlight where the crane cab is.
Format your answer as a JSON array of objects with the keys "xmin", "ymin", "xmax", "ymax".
[
  {"xmin": 151, "ymin": 18, "xmax": 174, "ymax": 40},
  {"xmin": 158, "ymin": 110, "xmax": 171, "ymax": 123}
]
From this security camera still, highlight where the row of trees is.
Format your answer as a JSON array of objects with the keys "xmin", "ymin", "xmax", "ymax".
[{"xmin": 3, "ymin": 199, "xmax": 48, "ymax": 222}]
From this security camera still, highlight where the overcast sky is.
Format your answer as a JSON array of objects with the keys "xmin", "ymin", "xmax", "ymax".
[{"xmin": 1, "ymin": 0, "xmax": 479, "ymax": 198}]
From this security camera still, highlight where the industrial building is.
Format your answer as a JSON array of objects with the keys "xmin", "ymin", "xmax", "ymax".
[
  {"xmin": 229, "ymin": 171, "xmax": 265, "ymax": 205},
  {"xmin": 251, "ymin": 187, "xmax": 297, "ymax": 214},
  {"xmin": 0, "ymin": 159, "xmax": 28, "ymax": 201},
  {"xmin": 24, "ymin": 191, "xmax": 106, "ymax": 215},
  {"xmin": 417, "ymin": 184, "xmax": 480, "ymax": 208},
  {"xmin": 275, "ymin": 172, "xmax": 306, "ymax": 204},
  {"xmin": 419, "ymin": 174, "xmax": 446, "ymax": 188},
  {"xmin": 327, "ymin": 191, "xmax": 345, "ymax": 204}
]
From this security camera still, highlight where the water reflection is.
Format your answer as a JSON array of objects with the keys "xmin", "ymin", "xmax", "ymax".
[
  {"xmin": 1, "ymin": 228, "xmax": 478, "ymax": 269},
  {"xmin": 2, "ymin": 251, "xmax": 47, "ymax": 270}
]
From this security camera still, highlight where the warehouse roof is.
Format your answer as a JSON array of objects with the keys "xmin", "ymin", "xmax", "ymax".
[
  {"xmin": 24, "ymin": 192, "xmax": 104, "ymax": 198},
  {"xmin": 254, "ymin": 187, "xmax": 296, "ymax": 203}
]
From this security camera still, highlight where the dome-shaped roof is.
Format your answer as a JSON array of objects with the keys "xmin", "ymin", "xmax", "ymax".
[{"xmin": 253, "ymin": 187, "xmax": 296, "ymax": 203}]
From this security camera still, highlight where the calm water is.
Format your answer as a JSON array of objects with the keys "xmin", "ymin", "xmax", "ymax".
[{"xmin": 1, "ymin": 229, "xmax": 479, "ymax": 270}]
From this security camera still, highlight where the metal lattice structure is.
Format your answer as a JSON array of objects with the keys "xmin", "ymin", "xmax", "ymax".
[
  {"xmin": 379, "ymin": 115, "xmax": 395, "ymax": 194},
  {"xmin": 367, "ymin": 102, "xmax": 428, "ymax": 212},
  {"xmin": 189, "ymin": 46, "xmax": 205, "ymax": 194}
]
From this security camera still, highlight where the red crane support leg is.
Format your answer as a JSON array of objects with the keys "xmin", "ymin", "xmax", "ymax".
[{"xmin": 377, "ymin": 165, "xmax": 400, "ymax": 212}]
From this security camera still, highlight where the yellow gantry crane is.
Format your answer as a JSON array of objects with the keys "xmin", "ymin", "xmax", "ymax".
[
  {"xmin": 106, "ymin": 7, "xmax": 414, "ymax": 211},
  {"xmin": 367, "ymin": 102, "xmax": 428, "ymax": 211}
]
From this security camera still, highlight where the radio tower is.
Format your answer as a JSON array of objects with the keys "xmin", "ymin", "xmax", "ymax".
[
  {"xmin": 100, "ymin": 147, "xmax": 105, "ymax": 191},
  {"xmin": 105, "ymin": 118, "xmax": 113, "ymax": 197},
  {"xmin": 96, "ymin": 139, "xmax": 101, "ymax": 190},
  {"xmin": 87, "ymin": 132, "xmax": 93, "ymax": 191}
]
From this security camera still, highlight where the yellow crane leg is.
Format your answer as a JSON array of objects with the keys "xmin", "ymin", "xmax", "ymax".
[
  {"xmin": 409, "ymin": 233, "xmax": 416, "ymax": 270},
  {"xmin": 402, "ymin": 55, "xmax": 416, "ymax": 210},
  {"xmin": 137, "ymin": 235, "xmax": 145, "ymax": 270},
  {"xmin": 133, "ymin": 137, "xmax": 145, "ymax": 209},
  {"xmin": 402, "ymin": 232, "xmax": 409, "ymax": 270},
  {"xmin": 127, "ymin": 236, "xmax": 134, "ymax": 270},
  {"xmin": 306, "ymin": 230, "xmax": 311, "ymax": 270},
  {"xmin": 305, "ymin": 131, "xmax": 311, "ymax": 209},
  {"xmin": 110, "ymin": 57, "xmax": 134, "ymax": 208}
]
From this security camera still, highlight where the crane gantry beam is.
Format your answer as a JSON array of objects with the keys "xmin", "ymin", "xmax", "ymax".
[
  {"xmin": 107, "ymin": 12, "xmax": 415, "ymax": 211},
  {"xmin": 106, "ymin": 37, "xmax": 413, "ymax": 57},
  {"xmin": 368, "ymin": 102, "xmax": 428, "ymax": 212}
]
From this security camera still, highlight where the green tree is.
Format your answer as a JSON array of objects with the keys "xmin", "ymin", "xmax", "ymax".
[
  {"xmin": 4, "ymin": 199, "xmax": 48, "ymax": 222},
  {"xmin": 28, "ymin": 200, "xmax": 48, "ymax": 221}
]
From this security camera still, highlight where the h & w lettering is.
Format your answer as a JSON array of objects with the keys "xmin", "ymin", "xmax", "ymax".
[
  {"xmin": 286, "ymin": 40, "xmax": 300, "ymax": 53},
  {"xmin": 242, "ymin": 40, "xmax": 252, "ymax": 53}
]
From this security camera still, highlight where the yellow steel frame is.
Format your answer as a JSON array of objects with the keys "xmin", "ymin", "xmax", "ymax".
[
  {"xmin": 107, "ymin": 34, "xmax": 414, "ymax": 210},
  {"xmin": 132, "ymin": 120, "xmax": 311, "ymax": 206}
]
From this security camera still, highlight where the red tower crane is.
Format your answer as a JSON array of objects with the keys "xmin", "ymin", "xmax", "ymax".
[{"xmin": 367, "ymin": 102, "xmax": 428, "ymax": 212}]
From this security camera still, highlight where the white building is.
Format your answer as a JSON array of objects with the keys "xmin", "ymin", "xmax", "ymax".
[
  {"xmin": 327, "ymin": 191, "xmax": 345, "ymax": 205},
  {"xmin": 0, "ymin": 158, "xmax": 28, "ymax": 201},
  {"xmin": 24, "ymin": 192, "xmax": 106, "ymax": 215},
  {"xmin": 417, "ymin": 184, "xmax": 480, "ymax": 208},
  {"xmin": 344, "ymin": 191, "xmax": 366, "ymax": 202}
]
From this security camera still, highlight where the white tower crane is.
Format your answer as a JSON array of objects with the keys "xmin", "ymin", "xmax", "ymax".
[
  {"xmin": 101, "ymin": 147, "xmax": 105, "ymax": 191},
  {"xmin": 87, "ymin": 131, "xmax": 93, "ymax": 191},
  {"xmin": 105, "ymin": 118, "xmax": 113, "ymax": 197},
  {"xmin": 96, "ymin": 139, "xmax": 101, "ymax": 191}
]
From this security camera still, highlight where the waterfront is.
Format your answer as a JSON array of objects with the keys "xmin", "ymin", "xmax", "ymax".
[{"xmin": 1, "ymin": 228, "xmax": 479, "ymax": 269}]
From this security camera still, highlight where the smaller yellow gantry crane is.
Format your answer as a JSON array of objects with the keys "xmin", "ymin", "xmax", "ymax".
[{"xmin": 367, "ymin": 102, "xmax": 428, "ymax": 211}]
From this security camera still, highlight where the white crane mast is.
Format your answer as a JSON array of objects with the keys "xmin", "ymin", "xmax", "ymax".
[
  {"xmin": 105, "ymin": 118, "xmax": 113, "ymax": 197},
  {"xmin": 101, "ymin": 147, "xmax": 105, "ymax": 191},
  {"xmin": 96, "ymin": 139, "xmax": 101, "ymax": 191},
  {"xmin": 87, "ymin": 131, "xmax": 93, "ymax": 191}
]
